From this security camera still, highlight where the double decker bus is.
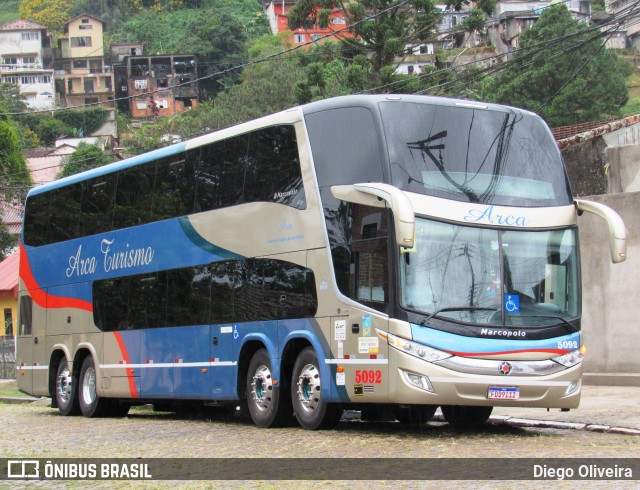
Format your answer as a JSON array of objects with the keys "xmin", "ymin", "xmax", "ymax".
[{"xmin": 16, "ymin": 95, "xmax": 627, "ymax": 430}]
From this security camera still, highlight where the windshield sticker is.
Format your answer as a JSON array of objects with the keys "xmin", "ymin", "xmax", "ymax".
[
  {"xmin": 504, "ymin": 295, "xmax": 521, "ymax": 313},
  {"xmin": 362, "ymin": 316, "xmax": 372, "ymax": 337},
  {"xmin": 335, "ymin": 320, "xmax": 346, "ymax": 341},
  {"xmin": 359, "ymin": 337, "xmax": 379, "ymax": 355}
]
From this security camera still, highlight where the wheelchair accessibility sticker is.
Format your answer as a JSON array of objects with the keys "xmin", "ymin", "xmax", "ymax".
[{"xmin": 504, "ymin": 295, "xmax": 520, "ymax": 313}]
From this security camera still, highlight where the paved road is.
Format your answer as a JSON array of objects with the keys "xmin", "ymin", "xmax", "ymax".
[{"xmin": 1, "ymin": 394, "xmax": 638, "ymax": 489}]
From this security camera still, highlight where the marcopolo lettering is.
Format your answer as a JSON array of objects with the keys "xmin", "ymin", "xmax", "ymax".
[{"xmin": 481, "ymin": 328, "xmax": 526, "ymax": 338}]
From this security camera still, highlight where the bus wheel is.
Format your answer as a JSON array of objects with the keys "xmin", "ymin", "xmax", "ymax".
[
  {"xmin": 394, "ymin": 405, "xmax": 438, "ymax": 426},
  {"xmin": 292, "ymin": 347, "xmax": 342, "ymax": 430},
  {"xmin": 246, "ymin": 349, "xmax": 289, "ymax": 428},
  {"xmin": 78, "ymin": 356, "xmax": 109, "ymax": 417},
  {"xmin": 441, "ymin": 405, "xmax": 493, "ymax": 430},
  {"xmin": 55, "ymin": 358, "xmax": 79, "ymax": 416}
]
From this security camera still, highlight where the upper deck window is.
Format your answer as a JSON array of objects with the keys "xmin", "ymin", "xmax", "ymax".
[{"xmin": 381, "ymin": 101, "xmax": 572, "ymax": 207}]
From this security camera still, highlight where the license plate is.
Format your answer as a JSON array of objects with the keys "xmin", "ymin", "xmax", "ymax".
[{"xmin": 488, "ymin": 386, "xmax": 520, "ymax": 400}]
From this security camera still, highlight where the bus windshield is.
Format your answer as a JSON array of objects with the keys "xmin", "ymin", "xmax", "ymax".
[
  {"xmin": 381, "ymin": 101, "xmax": 573, "ymax": 207},
  {"xmin": 400, "ymin": 217, "xmax": 580, "ymax": 327}
]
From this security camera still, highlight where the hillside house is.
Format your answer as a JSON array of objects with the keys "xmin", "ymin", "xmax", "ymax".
[
  {"xmin": 0, "ymin": 20, "xmax": 55, "ymax": 110},
  {"xmin": 261, "ymin": 0, "xmax": 356, "ymax": 45},
  {"xmin": 54, "ymin": 14, "xmax": 114, "ymax": 109},
  {"xmin": 114, "ymin": 54, "xmax": 198, "ymax": 119}
]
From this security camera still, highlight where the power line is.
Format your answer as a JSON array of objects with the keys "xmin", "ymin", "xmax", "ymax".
[{"xmin": 5, "ymin": 0, "xmax": 412, "ymax": 117}]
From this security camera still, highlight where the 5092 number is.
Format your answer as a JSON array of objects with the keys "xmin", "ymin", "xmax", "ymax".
[
  {"xmin": 355, "ymin": 370, "xmax": 382, "ymax": 384},
  {"xmin": 557, "ymin": 340, "xmax": 579, "ymax": 350}
]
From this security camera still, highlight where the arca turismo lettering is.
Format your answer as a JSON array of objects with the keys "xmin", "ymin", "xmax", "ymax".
[
  {"xmin": 464, "ymin": 205, "xmax": 528, "ymax": 227},
  {"xmin": 66, "ymin": 239, "xmax": 155, "ymax": 278}
]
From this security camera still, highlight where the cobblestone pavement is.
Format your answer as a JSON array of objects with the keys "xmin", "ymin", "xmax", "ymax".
[{"xmin": 0, "ymin": 399, "xmax": 638, "ymax": 490}]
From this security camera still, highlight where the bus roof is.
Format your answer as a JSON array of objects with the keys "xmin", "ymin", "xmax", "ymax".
[{"xmin": 26, "ymin": 94, "xmax": 538, "ymax": 199}]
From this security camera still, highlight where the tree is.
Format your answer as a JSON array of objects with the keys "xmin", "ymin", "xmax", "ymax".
[
  {"xmin": 19, "ymin": 0, "xmax": 73, "ymax": 37},
  {"xmin": 0, "ymin": 112, "xmax": 32, "ymax": 203},
  {"xmin": 0, "ymin": 83, "xmax": 27, "ymax": 115},
  {"xmin": 482, "ymin": 5, "xmax": 629, "ymax": 126},
  {"xmin": 0, "ymin": 223, "xmax": 16, "ymax": 262},
  {"xmin": 287, "ymin": 0, "xmax": 441, "ymax": 74},
  {"xmin": 57, "ymin": 142, "xmax": 113, "ymax": 178}
]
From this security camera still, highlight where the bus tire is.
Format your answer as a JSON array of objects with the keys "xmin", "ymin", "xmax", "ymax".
[
  {"xmin": 441, "ymin": 405, "xmax": 493, "ymax": 430},
  {"xmin": 394, "ymin": 404, "xmax": 438, "ymax": 425},
  {"xmin": 78, "ymin": 356, "xmax": 110, "ymax": 418},
  {"xmin": 292, "ymin": 347, "xmax": 342, "ymax": 430},
  {"xmin": 55, "ymin": 358, "xmax": 79, "ymax": 416},
  {"xmin": 246, "ymin": 349, "xmax": 290, "ymax": 428}
]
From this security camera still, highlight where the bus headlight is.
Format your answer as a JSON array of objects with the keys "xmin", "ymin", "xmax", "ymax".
[
  {"xmin": 552, "ymin": 349, "xmax": 583, "ymax": 368},
  {"xmin": 388, "ymin": 333, "xmax": 452, "ymax": 363}
]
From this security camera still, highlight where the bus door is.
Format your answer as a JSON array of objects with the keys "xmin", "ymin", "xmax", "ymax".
[
  {"xmin": 16, "ymin": 293, "xmax": 34, "ymax": 394},
  {"xmin": 210, "ymin": 323, "xmax": 234, "ymax": 397}
]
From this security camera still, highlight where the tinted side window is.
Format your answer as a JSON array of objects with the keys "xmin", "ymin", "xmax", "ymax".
[
  {"xmin": 92, "ymin": 259, "xmax": 318, "ymax": 331},
  {"xmin": 154, "ymin": 150, "xmax": 198, "ymax": 220},
  {"xmin": 127, "ymin": 272, "xmax": 166, "ymax": 329},
  {"xmin": 93, "ymin": 277, "xmax": 130, "ymax": 330},
  {"xmin": 114, "ymin": 163, "xmax": 157, "ymax": 229},
  {"xmin": 305, "ymin": 107, "xmax": 384, "ymax": 191},
  {"xmin": 166, "ymin": 265, "xmax": 211, "ymax": 327},
  {"xmin": 210, "ymin": 261, "xmax": 237, "ymax": 324},
  {"xmin": 80, "ymin": 174, "xmax": 116, "ymax": 237},
  {"xmin": 23, "ymin": 194, "xmax": 50, "ymax": 247},
  {"xmin": 48, "ymin": 185, "xmax": 83, "ymax": 244},
  {"xmin": 245, "ymin": 126, "xmax": 305, "ymax": 208},
  {"xmin": 195, "ymin": 135, "xmax": 248, "ymax": 212}
]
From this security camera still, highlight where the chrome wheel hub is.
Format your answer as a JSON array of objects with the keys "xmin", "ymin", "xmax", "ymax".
[{"xmin": 296, "ymin": 363, "xmax": 321, "ymax": 413}]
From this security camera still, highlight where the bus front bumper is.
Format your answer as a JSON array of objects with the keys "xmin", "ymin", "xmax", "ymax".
[{"xmin": 388, "ymin": 349, "xmax": 582, "ymax": 409}]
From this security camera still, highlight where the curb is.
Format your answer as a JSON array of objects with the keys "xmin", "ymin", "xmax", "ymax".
[
  {"xmin": 0, "ymin": 395, "xmax": 40, "ymax": 405},
  {"xmin": 489, "ymin": 415, "xmax": 640, "ymax": 436}
]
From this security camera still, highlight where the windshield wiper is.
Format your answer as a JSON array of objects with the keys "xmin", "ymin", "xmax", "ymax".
[
  {"xmin": 517, "ymin": 315, "xmax": 579, "ymax": 334},
  {"xmin": 419, "ymin": 306, "xmax": 499, "ymax": 326}
]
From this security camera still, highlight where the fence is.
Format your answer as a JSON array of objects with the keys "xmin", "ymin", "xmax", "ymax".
[{"xmin": 0, "ymin": 337, "xmax": 15, "ymax": 379}]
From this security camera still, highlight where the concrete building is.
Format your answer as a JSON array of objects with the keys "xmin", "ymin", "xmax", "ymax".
[
  {"xmin": 53, "ymin": 14, "xmax": 114, "ymax": 109},
  {"xmin": 0, "ymin": 20, "xmax": 55, "ymax": 110},
  {"xmin": 114, "ymin": 54, "xmax": 198, "ymax": 119}
]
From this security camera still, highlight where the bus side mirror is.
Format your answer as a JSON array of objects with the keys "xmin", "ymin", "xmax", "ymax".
[
  {"xmin": 331, "ymin": 183, "xmax": 415, "ymax": 249},
  {"xmin": 575, "ymin": 199, "xmax": 627, "ymax": 263}
]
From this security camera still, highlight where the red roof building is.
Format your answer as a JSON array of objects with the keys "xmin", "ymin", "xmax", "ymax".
[{"xmin": 0, "ymin": 250, "xmax": 19, "ymax": 337}]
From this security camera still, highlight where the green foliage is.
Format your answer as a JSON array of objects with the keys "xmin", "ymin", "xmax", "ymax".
[
  {"xmin": 54, "ymin": 107, "xmax": 110, "ymax": 135},
  {"xmin": 482, "ymin": 5, "xmax": 629, "ymax": 126},
  {"xmin": 0, "ymin": 113, "xmax": 32, "ymax": 202},
  {"xmin": 19, "ymin": 0, "xmax": 73, "ymax": 37},
  {"xmin": 156, "ymin": 33, "xmax": 306, "ymax": 142},
  {"xmin": 57, "ymin": 142, "xmax": 113, "ymax": 178},
  {"xmin": 36, "ymin": 118, "xmax": 72, "ymax": 146},
  {"xmin": 0, "ymin": 83, "xmax": 27, "ymax": 114},
  {"xmin": 0, "ymin": 222, "xmax": 16, "ymax": 261},
  {"xmin": 462, "ymin": 8, "xmax": 487, "ymax": 33},
  {"xmin": 0, "ymin": 1, "xmax": 20, "ymax": 25},
  {"xmin": 287, "ymin": 0, "xmax": 441, "ymax": 74}
]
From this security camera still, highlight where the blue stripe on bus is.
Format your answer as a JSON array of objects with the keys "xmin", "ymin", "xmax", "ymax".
[
  {"xmin": 27, "ymin": 142, "xmax": 188, "ymax": 197},
  {"xmin": 411, "ymin": 324, "xmax": 581, "ymax": 356},
  {"xmin": 178, "ymin": 217, "xmax": 245, "ymax": 260},
  {"xmin": 24, "ymin": 217, "xmax": 240, "ymax": 298}
]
